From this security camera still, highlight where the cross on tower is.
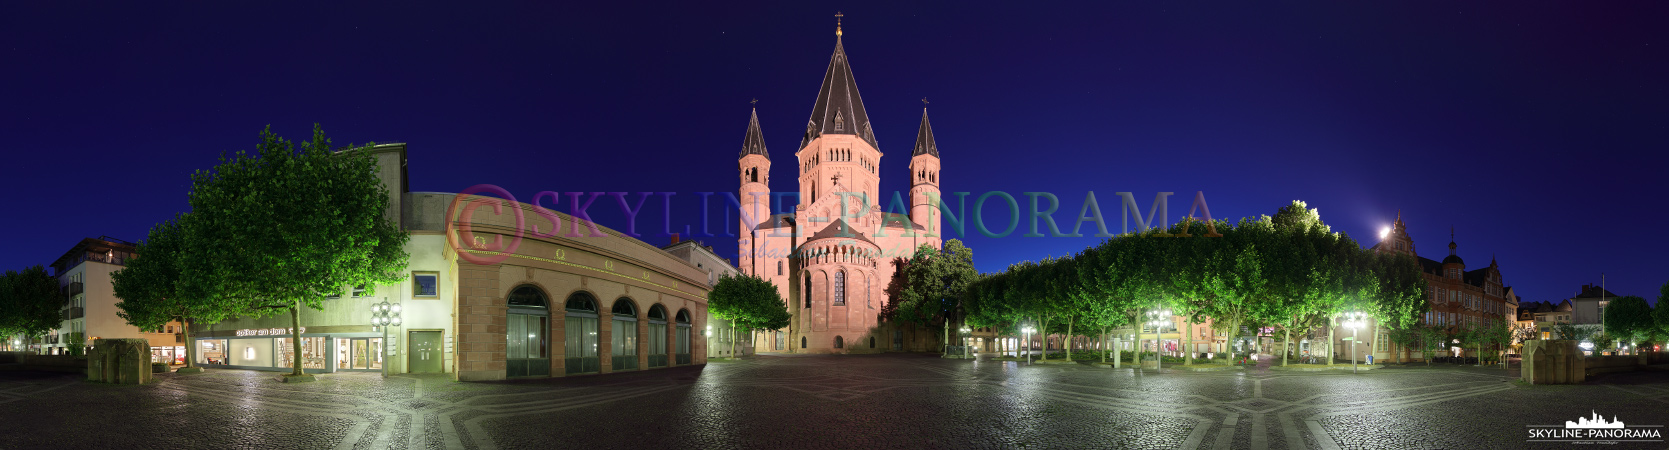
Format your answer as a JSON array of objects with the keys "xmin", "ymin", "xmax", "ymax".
[
  {"xmin": 834, "ymin": 11, "xmax": 844, "ymax": 36},
  {"xmin": 750, "ymin": 98, "xmax": 758, "ymax": 106},
  {"xmin": 921, "ymin": 97, "xmax": 929, "ymax": 106}
]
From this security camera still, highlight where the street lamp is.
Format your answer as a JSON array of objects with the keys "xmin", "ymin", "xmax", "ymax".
[
  {"xmin": 371, "ymin": 299, "xmax": 402, "ymax": 378},
  {"xmin": 1021, "ymin": 325, "xmax": 1036, "ymax": 364},
  {"xmin": 959, "ymin": 327, "xmax": 972, "ymax": 359},
  {"xmin": 1341, "ymin": 311, "xmax": 1366, "ymax": 374},
  {"xmin": 1146, "ymin": 308, "xmax": 1172, "ymax": 372}
]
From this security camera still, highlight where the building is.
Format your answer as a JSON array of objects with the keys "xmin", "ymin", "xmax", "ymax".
[
  {"xmin": 195, "ymin": 144, "xmax": 714, "ymax": 380},
  {"xmin": 40, "ymin": 237, "xmax": 184, "ymax": 360},
  {"xmin": 1518, "ymin": 300, "xmax": 1575, "ymax": 340},
  {"xmin": 1358, "ymin": 213, "xmax": 1512, "ymax": 360},
  {"xmin": 734, "ymin": 24, "xmax": 943, "ymax": 353},
  {"xmin": 1566, "ymin": 283, "xmax": 1620, "ymax": 326},
  {"xmin": 660, "ymin": 235, "xmax": 750, "ymax": 358}
]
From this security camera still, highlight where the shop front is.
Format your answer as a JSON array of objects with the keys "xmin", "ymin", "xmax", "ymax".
[{"xmin": 194, "ymin": 327, "xmax": 393, "ymax": 373}]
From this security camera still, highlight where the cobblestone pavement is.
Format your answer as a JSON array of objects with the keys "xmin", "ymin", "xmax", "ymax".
[{"xmin": 0, "ymin": 354, "xmax": 1665, "ymax": 449}]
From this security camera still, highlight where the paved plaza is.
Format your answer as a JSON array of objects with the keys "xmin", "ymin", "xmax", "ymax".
[{"xmin": 0, "ymin": 354, "xmax": 1666, "ymax": 449}]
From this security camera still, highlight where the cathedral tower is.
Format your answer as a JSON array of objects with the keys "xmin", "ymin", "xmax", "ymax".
[
  {"xmin": 909, "ymin": 108, "xmax": 942, "ymax": 241},
  {"xmin": 797, "ymin": 30, "xmax": 882, "ymax": 215},
  {"xmin": 737, "ymin": 108, "xmax": 771, "ymax": 275}
]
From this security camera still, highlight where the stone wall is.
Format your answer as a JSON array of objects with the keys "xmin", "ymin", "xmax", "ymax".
[
  {"xmin": 1521, "ymin": 340, "xmax": 1583, "ymax": 384},
  {"xmin": 87, "ymin": 339, "xmax": 151, "ymax": 384}
]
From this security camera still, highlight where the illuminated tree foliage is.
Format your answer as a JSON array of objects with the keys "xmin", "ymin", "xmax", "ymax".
[
  {"xmin": 708, "ymin": 273, "xmax": 791, "ymax": 357},
  {"xmin": 180, "ymin": 125, "xmax": 409, "ymax": 377},
  {"xmin": 962, "ymin": 200, "xmax": 1429, "ymax": 366}
]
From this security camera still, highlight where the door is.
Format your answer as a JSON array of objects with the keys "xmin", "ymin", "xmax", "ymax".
[{"xmin": 409, "ymin": 331, "xmax": 442, "ymax": 373}]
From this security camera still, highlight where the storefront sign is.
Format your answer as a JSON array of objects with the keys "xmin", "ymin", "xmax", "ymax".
[{"xmin": 235, "ymin": 327, "xmax": 307, "ymax": 337}]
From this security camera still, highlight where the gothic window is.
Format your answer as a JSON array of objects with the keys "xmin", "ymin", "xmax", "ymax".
[
  {"xmin": 833, "ymin": 271, "xmax": 846, "ymax": 305},
  {"xmin": 801, "ymin": 336, "xmax": 807, "ymax": 348}
]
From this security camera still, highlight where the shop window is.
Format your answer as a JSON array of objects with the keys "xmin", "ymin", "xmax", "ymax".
[
  {"xmin": 648, "ymin": 305, "xmax": 668, "ymax": 368},
  {"xmin": 413, "ymin": 272, "xmax": 439, "ymax": 298}
]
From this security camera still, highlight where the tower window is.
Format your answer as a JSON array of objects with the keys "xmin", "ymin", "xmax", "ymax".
[{"xmin": 833, "ymin": 271, "xmax": 846, "ymax": 306}]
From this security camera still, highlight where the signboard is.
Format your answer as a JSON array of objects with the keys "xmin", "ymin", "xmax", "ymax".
[{"xmin": 235, "ymin": 327, "xmax": 307, "ymax": 337}]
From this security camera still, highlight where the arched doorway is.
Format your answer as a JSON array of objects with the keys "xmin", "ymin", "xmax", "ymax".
[
  {"xmin": 611, "ymin": 298, "xmax": 638, "ymax": 371},
  {"xmin": 675, "ymin": 309, "xmax": 692, "ymax": 365},
  {"xmin": 564, "ymin": 292, "xmax": 600, "ymax": 374},
  {"xmin": 506, "ymin": 285, "xmax": 550, "ymax": 378},
  {"xmin": 834, "ymin": 336, "xmax": 844, "ymax": 349},
  {"xmin": 647, "ymin": 305, "xmax": 668, "ymax": 368}
]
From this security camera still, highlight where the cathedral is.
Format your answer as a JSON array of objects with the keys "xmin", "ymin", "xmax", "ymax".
[{"xmin": 736, "ymin": 23, "xmax": 945, "ymax": 354}]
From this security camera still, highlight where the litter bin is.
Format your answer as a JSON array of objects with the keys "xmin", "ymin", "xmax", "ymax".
[{"xmin": 1366, "ymin": 355, "xmax": 1373, "ymax": 365}]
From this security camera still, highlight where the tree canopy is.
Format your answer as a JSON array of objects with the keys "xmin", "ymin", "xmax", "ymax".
[
  {"xmin": 177, "ymin": 125, "xmax": 410, "ymax": 376},
  {"xmin": 708, "ymin": 273, "xmax": 791, "ymax": 356},
  {"xmin": 1601, "ymin": 295, "xmax": 1653, "ymax": 354},
  {"xmin": 113, "ymin": 216, "xmax": 234, "ymax": 368},
  {"xmin": 0, "ymin": 266, "xmax": 62, "ymax": 347}
]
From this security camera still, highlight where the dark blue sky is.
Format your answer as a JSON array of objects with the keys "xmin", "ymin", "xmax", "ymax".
[{"xmin": 4, "ymin": 2, "xmax": 1665, "ymax": 305}]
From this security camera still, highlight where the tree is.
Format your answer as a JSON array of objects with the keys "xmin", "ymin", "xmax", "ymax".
[
  {"xmin": 892, "ymin": 239, "xmax": 978, "ymax": 355},
  {"xmin": 1416, "ymin": 325, "xmax": 1447, "ymax": 365},
  {"xmin": 0, "ymin": 266, "xmax": 62, "ymax": 353},
  {"xmin": 1553, "ymin": 322, "xmax": 1583, "ymax": 341},
  {"xmin": 708, "ymin": 273, "xmax": 791, "ymax": 358},
  {"xmin": 1656, "ymin": 281, "xmax": 1669, "ymax": 338},
  {"xmin": 113, "ymin": 216, "xmax": 233, "ymax": 370},
  {"xmin": 180, "ymin": 125, "xmax": 410, "ymax": 378},
  {"xmin": 1602, "ymin": 295, "xmax": 1652, "ymax": 355}
]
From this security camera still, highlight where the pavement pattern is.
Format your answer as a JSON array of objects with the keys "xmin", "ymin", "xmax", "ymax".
[{"xmin": 0, "ymin": 354, "xmax": 1665, "ymax": 449}]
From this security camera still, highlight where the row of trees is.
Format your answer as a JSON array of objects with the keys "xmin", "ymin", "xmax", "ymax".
[
  {"xmin": 959, "ymin": 201, "xmax": 1431, "ymax": 366},
  {"xmin": 111, "ymin": 125, "xmax": 409, "ymax": 376},
  {"xmin": 0, "ymin": 266, "xmax": 63, "ymax": 352},
  {"xmin": 1594, "ymin": 287, "xmax": 1669, "ymax": 355}
]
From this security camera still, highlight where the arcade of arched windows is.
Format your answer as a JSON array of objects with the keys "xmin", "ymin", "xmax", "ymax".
[{"xmin": 796, "ymin": 243, "xmax": 879, "ymax": 268}]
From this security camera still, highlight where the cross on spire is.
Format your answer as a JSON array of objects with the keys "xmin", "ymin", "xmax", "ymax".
[
  {"xmin": 921, "ymin": 97, "xmax": 929, "ymax": 106},
  {"xmin": 834, "ymin": 11, "xmax": 844, "ymax": 36},
  {"xmin": 750, "ymin": 98, "xmax": 758, "ymax": 106}
]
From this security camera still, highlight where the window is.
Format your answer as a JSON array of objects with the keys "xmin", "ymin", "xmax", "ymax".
[
  {"xmin": 833, "ymin": 271, "xmax": 846, "ymax": 305},
  {"xmin": 413, "ymin": 272, "xmax": 439, "ymax": 298},
  {"xmin": 778, "ymin": 261, "xmax": 784, "ymax": 276},
  {"xmin": 834, "ymin": 336, "xmax": 844, "ymax": 349},
  {"xmin": 804, "ymin": 273, "xmax": 812, "ymax": 308},
  {"xmin": 352, "ymin": 285, "xmax": 368, "ymax": 297}
]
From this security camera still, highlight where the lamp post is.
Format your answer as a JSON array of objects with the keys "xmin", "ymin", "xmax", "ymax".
[
  {"xmin": 1021, "ymin": 325, "xmax": 1036, "ymax": 364},
  {"xmin": 371, "ymin": 300, "xmax": 402, "ymax": 378},
  {"xmin": 1341, "ymin": 311, "xmax": 1365, "ymax": 374},
  {"xmin": 959, "ymin": 327, "xmax": 972, "ymax": 359},
  {"xmin": 1146, "ymin": 308, "xmax": 1172, "ymax": 372}
]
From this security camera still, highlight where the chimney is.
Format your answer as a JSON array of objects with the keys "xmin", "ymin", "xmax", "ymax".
[{"xmin": 670, "ymin": 233, "xmax": 680, "ymax": 245}]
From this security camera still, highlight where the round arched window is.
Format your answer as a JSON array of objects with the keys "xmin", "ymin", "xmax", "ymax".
[
  {"xmin": 648, "ymin": 305, "xmax": 667, "ymax": 321},
  {"xmin": 508, "ymin": 285, "xmax": 548, "ymax": 308},
  {"xmin": 565, "ymin": 292, "xmax": 597, "ymax": 313},
  {"xmin": 613, "ymin": 299, "xmax": 636, "ymax": 317},
  {"xmin": 675, "ymin": 309, "xmax": 691, "ymax": 324}
]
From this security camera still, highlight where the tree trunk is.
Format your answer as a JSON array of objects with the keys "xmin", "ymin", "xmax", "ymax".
[
  {"xmin": 1100, "ymin": 331, "xmax": 1107, "ymax": 363},
  {"xmin": 1185, "ymin": 318, "xmax": 1195, "ymax": 366},
  {"xmin": 1038, "ymin": 316, "xmax": 1049, "ymax": 360},
  {"xmin": 1326, "ymin": 323, "xmax": 1335, "ymax": 366},
  {"xmin": 182, "ymin": 319, "xmax": 195, "ymax": 369},
  {"xmin": 730, "ymin": 325, "xmax": 738, "ymax": 358},
  {"xmin": 1282, "ymin": 325, "xmax": 1291, "ymax": 366},
  {"xmin": 290, "ymin": 301, "xmax": 304, "ymax": 376},
  {"xmin": 1064, "ymin": 317, "xmax": 1073, "ymax": 361}
]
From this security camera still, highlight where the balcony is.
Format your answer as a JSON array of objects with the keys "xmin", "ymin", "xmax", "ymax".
[{"xmin": 69, "ymin": 307, "xmax": 83, "ymax": 319}]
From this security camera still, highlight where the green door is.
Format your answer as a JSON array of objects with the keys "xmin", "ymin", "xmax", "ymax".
[{"xmin": 409, "ymin": 331, "xmax": 443, "ymax": 373}]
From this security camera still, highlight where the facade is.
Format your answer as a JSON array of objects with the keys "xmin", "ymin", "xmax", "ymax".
[
  {"xmin": 1518, "ymin": 300, "xmax": 1575, "ymax": 340},
  {"xmin": 734, "ymin": 26, "xmax": 944, "ymax": 354},
  {"xmin": 1566, "ymin": 283, "xmax": 1620, "ymax": 326},
  {"xmin": 1356, "ymin": 213, "xmax": 1512, "ymax": 360},
  {"xmin": 197, "ymin": 144, "xmax": 713, "ymax": 380},
  {"xmin": 661, "ymin": 235, "xmax": 750, "ymax": 358},
  {"xmin": 40, "ymin": 237, "xmax": 184, "ymax": 360}
]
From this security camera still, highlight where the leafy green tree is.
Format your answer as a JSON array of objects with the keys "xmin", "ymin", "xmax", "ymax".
[
  {"xmin": 113, "ymin": 216, "xmax": 234, "ymax": 370},
  {"xmin": 892, "ymin": 239, "xmax": 978, "ymax": 355},
  {"xmin": 180, "ymin": 125, "xmax": 410, "ymax": 377},
  {"xmin": 1553, "ymin": 322, "xmax": 1583, "ymax": 341},
  {"xmin": 708, "ymin": 273, "xmax": 791, "ymax": 357},
  {"xmin": 1602, "ymin": 295, "xmax": 1652, "ymax": 355},
  {"xmin": 0, "ymin": 266, "xmax": 62, "ymax": 352},
  {"xmin": 1655, "ymin": 281, "xmax": 1669, "ymax": 337},
  {"xmin": 1416, "ymin": 325, "xmax": 1447, "ymax": 365}
]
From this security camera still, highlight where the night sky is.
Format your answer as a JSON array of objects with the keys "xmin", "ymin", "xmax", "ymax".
[{"xmin": 4, "ymin": 3, "xmax": 1665, "ymax": 306}]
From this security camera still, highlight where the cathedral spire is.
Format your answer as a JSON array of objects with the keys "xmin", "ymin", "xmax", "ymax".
[
  {"xmin": 740, "ymin": 107, "xmax": 768, "ymax": 158},
  {"xmin": 912, "ymin": 108, "xmax": 939, "ymax": 157},
  {"xmin": 800, "ymin": 16, "xmax": 876, "ymax": 150}
]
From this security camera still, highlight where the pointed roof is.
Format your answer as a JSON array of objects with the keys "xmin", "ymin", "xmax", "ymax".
[
  {"xmin": 740, "ymin": 108, "xmax": 768, "ymax": 158},
  {"xmin": 912, "ymin": 108, "xmax": 939, "ymax": 157},
  {"xmin": 800, "ymin": 35, "xmax": 878, "ymax": 150}
]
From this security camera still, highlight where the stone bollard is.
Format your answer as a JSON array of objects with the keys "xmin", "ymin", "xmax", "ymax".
[
  {"xmin": 86, "ymin": 339, "xmax": 152, "ymax": 385},
  {"xmin": 1521, "ymin": 340, "xmax": 1584, "ymax": 384}
]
